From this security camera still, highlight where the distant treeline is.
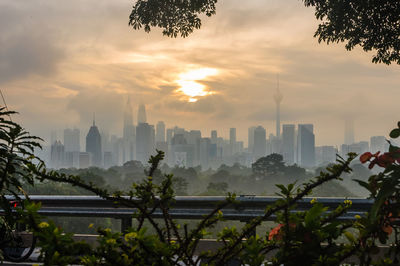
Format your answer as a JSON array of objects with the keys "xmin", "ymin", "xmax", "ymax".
[{"xmin": 25, "ymin": 154, "xmax": 371, "ymax": 198}]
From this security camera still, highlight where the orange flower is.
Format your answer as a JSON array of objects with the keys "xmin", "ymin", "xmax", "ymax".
[
  {"xmin": 268, "ymin": 223, "xmax": 297, "ymax": 241},
  {"xmin": 268, "ymin": 224, "xmax": 283, "ymax": 241}
]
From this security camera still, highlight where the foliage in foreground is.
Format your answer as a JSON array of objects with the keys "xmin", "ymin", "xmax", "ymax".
[
  {"xmin": 129, "ymin": 0, "xmax": 400, "ymax": 65},
  {"xmin": 2, "ymin": 109, "xmax": 400, "ymax": 265}
]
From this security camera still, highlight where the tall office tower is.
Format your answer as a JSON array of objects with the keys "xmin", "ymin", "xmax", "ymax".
[
  {"xmin": 166, "ymin": 128, "xmax": 174, "ymax": 144},
  {"xmin": 344, "ymin": 118, "xmax": 355, "ymax": 145},
  {"xmin": 229, "ymin": 128, "xmax": 236, "ymax": 145},
  {"xmin": 248, "ymin": 126, "xmax": 256, "ymax": 152},
  {"xmin": 135, "ymin": 122, "xmax": 155, "ymax": 164},
  {"xmin": 86, "ymin": 118, "xmax": 102, "ymax": 167},
  {"xmin": 50, "ymin": 140, "xmax": 65, "ymax": 169},
  {"xmin": 79, "ymin": 152, "xmax": 90, "ymax": 169},
  {"xmin": 253, "ymin": 126, "xmax": 267, "ymax": 160},
  {"xmin": 315, "ymin": 146, "xmax": 336, "ymax": 165},
  {"xmin": 274, "ymin": 75, "xmax": 283, "ymax": 138},
  {"xmin": 185, "ymin": 130, "xmax": 201, "ymax": 165},
  {"xmin": 111, "ymin": 136, "xmax": 124, "ymax": 166},
  {"xmin": 170, "ymin": 133, "xmax": 194, "ymax": 167},
  {"xmin": 123, "ymin": 98, "xmax": 135, "ymax": 162},
  {"xmin": 370, "ymin": 136, "xmax": 388, "ymax": 153},
  {"xmin": 64, "ymin": 128, "xmax": 80, "ymax": 152},
  {"xmin": 50, "ymin": 131, "xmax": 57, "ymax": 146},
  {"xmin": 63, "ymin": 128, "xmax": 80, "ymax": 168},
  {"xmin": 211, "ymin": 130, "xmax": 217, "ymax": 141},
  {"xmin": 347, "ymin": 141, "xmax": 369, "ymax": 155},
  {"xmin": 199, "ymin": 138, "xmax": 211, "ymax": 170},
  {"xmin": 156, "ymin": 121, "xmax": 166, "ymax": 142},
  {"xmin": 137, "ymin": 104, "xmax": 147, "ymax": 124},
  {"xmin": 282, "ymin": 124, "xmax": 295, "ymax": 164},
  {"xmin": 297, "ymin": 124, "xmax": 315, "ymax": 168}
]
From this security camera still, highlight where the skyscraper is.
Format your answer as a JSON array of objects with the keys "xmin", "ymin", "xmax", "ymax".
[
  {"xmin": 297, "ymin": 124, "xmax": 315, "ymax": 167},
  {"xmin": 135, "ymin": 122, "xmax": 155, "ymax": 164},
  {"xmin": 63, "ymin": 128, "xmax": 80, "ymax": 168},
  {"xmin": 282, "ymin": 124, "xmax": 295, "ymax": 164},
  {"xmin": 137, "ymin": 104, "xmax": 147, "ymax": 124},
  {"xmin": 274, "ymin": 75, "xmax": 283, "ymax": 138},
  {"xmin": 370, "ymin": 136, "xmax": 388, "ymax": 153},
  {"xmin": 248, "ymin": 126, "xmax": 256, "ymax": 152},
  {"xmin": 156, "ymin": 121, "xmax": 166, "ymax": 143},
  {"xmin": 50, "ymin": 140, "xmax": 64, "ymax": 169},
  {"xmin": 86, "ymin": 118, "xmax": 102, "ymax": 167},
  {"xmin": 211, "ymin": 130, "xmax": 217, "ymax": 141},
  {"xmin": 123, "ymin": 98, "xmax": 135, "ymax": 162},
  {"xmin": 229, "ymin": 128, "xmax": 236, "ymax": 145},
  {"xmin": 64, "ymin": 128, "xmax": 80, "ymax": 152},
  {"xmin": 253, "ymin": 126, "xmax": 266, "ymax": 160}
]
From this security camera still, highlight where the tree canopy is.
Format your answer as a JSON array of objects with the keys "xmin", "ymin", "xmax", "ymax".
[{"xmin": 129, "ymin": 0, "xmax": 400, "ymax": 64}]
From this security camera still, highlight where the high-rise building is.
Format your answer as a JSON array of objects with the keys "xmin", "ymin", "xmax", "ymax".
[
  {"xmin": 103, "ymin": 151, "xmax": 113, "ymax": 169},
  {"xmin": 315, "ymin": 146, "xmax": 336, "ymax": 165},
  {"xmin": 123, "ymin": 98, "xmax": 135, "ymax": 162},
  {"xmin": 135, "ymin": 122, "xmax": 155, "ymax": 164},
  {"xmin": 50, "ymin": 140, "xmax": 64, "ymax": 169},
  {"xmin": 156, "ymin": 121, "xmax": 166, "ymax": 143},
  {"xmin": 63, "ymin": 128, "xmax": 80, "ymax": 168},
  {"xmin": 282, "ymin": 124, "xmax": 295, "ymax": 165},
  {"xmin": 370, "ymin": 136, "xmax": 388, "ymax": 153},
  {"xmin": 211, "ymin": 130, "xmax": 217, "ymax": 143},
  {"xmin": 137, "ymin": 104, "xmax": 147, "ymax": 124},
  {"xmin": 229, "ymin": 128, "xmax": 236, "ymax": 145},
  {"xmin": 166, "ymin": 128, "xmax": 174, "ymax": 144},
  {"xmin": 344, "ymin": 119, "xmax": 355, "ymax": 145},
  {"xmin": 297, "ymin": 124, "xmax": 315, "ymax": 167},
  {"xmin": 199, "ymin": 138, "xmax": 212, "ymax": 169},
  {"xmin": 64, "ymin": 128, "xmax": 80, "ymax": 152},
  {"xmin": 86, "ymin": 118, "xmax": 102, "ymax": 167},
  {"xmin": 170, "ymin": 133, "xmax": 194, "ymax": 167},
  {"xmin": 79, "ymin": 152, "xmax": 90, "ymax": 169},
  {"xmin": 253, "ymin": 126, "xmax": 266, "ymax": 160},
  {"xmin": 274, "ymin": 76, "xmax": 283, "ymax": 138},
  {"xmin": 248, "ymin": 126, "xmax": 256, "ymax": 152}
]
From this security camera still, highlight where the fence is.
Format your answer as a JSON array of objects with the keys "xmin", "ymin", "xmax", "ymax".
[{"xmin": 4, "ymin": 195, "xmax": 373, "ymax": 232}]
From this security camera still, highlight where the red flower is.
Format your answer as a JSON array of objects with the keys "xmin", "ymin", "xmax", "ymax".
[
  {"xmin": 268, "ymin": 223, "xmax": 296, "ymax": 241},
  {"xmin": 361, "ymin": 151, "xmax": 399, "ymax": 169},
  {"xmin": 360, "ymin": 152, "xmax": 373, "ymax": 163},
  {"xmin": 268, "ymin": 224, "xmax": 283, "ymax": 241}
]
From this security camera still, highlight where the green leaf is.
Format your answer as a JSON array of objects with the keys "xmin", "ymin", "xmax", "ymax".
[
  {"xmin": 305, "ymin": 203, "xmax": 327, "ymax": 228},
  {"xmin": 353, "ymin": 179, "xmax": 370, "ymax": 192},
  {"xmin": 389, "ymin": 128, "xmax": 400, "ymax": 139},
  {"xmin": 275, "ymin": 184, "xmax": 288, "ymax": 195},
  {"xmin": 397, "ymin": 121, "xmax": 400, "ymax": 128}
]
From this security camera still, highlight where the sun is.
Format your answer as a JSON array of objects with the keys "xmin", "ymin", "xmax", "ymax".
[{"xmin": 176, "ymin": 68, "xmax": 218, "ymax": 102}]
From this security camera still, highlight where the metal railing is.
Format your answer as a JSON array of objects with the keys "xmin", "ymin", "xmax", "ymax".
[{"xmin": 4, "ymin": 195, "xmax": 373, "ymax": 232}]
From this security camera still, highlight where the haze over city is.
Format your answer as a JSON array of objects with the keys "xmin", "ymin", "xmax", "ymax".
[{"xmin": 1, "ymin": 0, "xmax": 399, "ymax": 147}]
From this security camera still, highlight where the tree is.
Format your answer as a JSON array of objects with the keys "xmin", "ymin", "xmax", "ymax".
[
  {"xmin": 252, "ymin": 153, "xmax": 285, "ymax": 177},
  {"xmin": 129, "ymin": 0, "xmax": 217, "ymax": 38},
  {"xmin": 206, "ymin": 181, "xmax": 228, "ymax": 194},
  {"xmin": 129, "ymin": 0, "xmax": 400, "ymax": 64}
]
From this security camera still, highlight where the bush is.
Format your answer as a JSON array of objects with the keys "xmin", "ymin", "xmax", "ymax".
[{"xmin": 2, "ymin": 110, "xmax": 400, "ymax": 265}]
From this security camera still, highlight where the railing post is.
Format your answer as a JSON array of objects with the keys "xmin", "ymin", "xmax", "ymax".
[{"xmin": 120, "ymin": 217, "xmax": 132, "ymax": 232}]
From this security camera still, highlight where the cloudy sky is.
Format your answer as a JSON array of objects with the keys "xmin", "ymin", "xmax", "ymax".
[{"xmin": 1, "ymin": 0, "xmax": 399, "ymax": 147}]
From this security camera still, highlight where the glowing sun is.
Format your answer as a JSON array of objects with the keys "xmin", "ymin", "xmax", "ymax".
[{"xmin": 176, "ymin": 68, "xmax": 218, "ymax": 102}]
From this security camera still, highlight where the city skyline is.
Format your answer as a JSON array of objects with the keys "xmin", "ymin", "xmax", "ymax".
[
  {"xmin": 46, "ymin": 101, "xmax": 391, "ymax": 170},
  {"xmin": 1, "ymin": 0, "xmax": 399, "ymax": 147}
]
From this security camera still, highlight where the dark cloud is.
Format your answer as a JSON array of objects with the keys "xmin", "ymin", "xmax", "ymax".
[{"xmin": 0, "ymin": 31, "xmax": 64, "ymax": 84}]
